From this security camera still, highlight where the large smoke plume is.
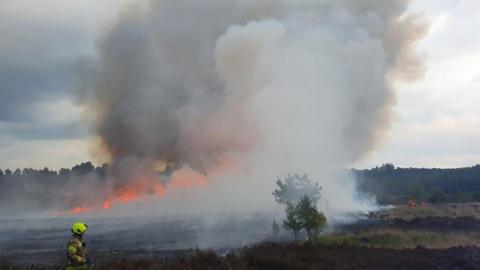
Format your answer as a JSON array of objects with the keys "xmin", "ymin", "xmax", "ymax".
[{"xmin": 78, "ymin": 0, "xmax": 425, "ymax": 215}]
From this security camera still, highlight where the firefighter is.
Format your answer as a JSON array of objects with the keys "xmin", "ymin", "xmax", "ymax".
[{"xmin": 66, "ymin": 222, "xmax": 89, "ymax": 270}]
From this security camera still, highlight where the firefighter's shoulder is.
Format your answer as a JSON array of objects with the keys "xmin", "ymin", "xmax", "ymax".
[{"xmin": 68, "ymin": 237, "xmax": 82, "ymax": 246}]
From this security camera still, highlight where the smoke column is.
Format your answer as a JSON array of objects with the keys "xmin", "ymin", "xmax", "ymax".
[{"xmin": 79, "ymin": 0, "xmax": 425, "ymax": 215}]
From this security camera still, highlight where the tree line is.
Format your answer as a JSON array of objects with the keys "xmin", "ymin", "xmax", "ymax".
[
  {"xmin": 0, "ymin": 162, "xmax": 109, "ymax": 214},
  {"xmin": 354, "ymin": 163, "xmax": 480, "ymax": 205},
  {"xmin": 2, "ymin": 162, "xmax": 480, "ymax": 215},
  {"xmin": 0, "ymin": 162, "xmax": 107, "ymax": 179}
]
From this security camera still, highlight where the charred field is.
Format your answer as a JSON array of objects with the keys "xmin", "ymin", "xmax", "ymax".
[
  {"xmin": 3, "ymin": 203, "xmax": 480, "ymax": 270},
  {"xmin": 4, "ymin": 243, "xmax": 479, "ymax": 270}
]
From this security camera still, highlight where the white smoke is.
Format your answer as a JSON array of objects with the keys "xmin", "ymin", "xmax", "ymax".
[{"xmin": 79, "ymin": 0, "xmax": 425, "ymax": 218}]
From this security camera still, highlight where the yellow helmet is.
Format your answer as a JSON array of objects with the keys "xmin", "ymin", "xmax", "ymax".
[{"xmin": 71, "ymin": 222, "xmax": 88, "ymax": 235}]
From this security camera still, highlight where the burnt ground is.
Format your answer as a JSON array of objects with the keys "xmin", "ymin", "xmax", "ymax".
[
  {"xmin": 3, "ymin": 243, "xmax": 480, "ymax": 270},
  {"xmin": 0, "ymin": 214, "xmax": 275, "ymax": 266},
  {"xmin": 3, "ymin": 205, "xmax": 480, "ymax": 269},
  {"xmin": 239, "ymin": 243, "xmax": 480, "ymax": 270}
]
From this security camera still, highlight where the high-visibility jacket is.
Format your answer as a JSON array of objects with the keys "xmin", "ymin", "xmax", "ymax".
[{"xmin": 66, "ymin": 235, "xmax": 87, "ymax": 270}]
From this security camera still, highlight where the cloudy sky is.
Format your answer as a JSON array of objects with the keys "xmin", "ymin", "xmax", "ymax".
[
  {"xmin": 357, "ymin": 0, "xmax": 480, "ymax": 168},
  {"xmin": 0, "ymin": 0, "xmax": 478, "ymax": 170}
]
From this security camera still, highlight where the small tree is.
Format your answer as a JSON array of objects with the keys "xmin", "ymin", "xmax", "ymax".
[
  {"xmin": 283, "ymin": 202, "xmax": 302, "ymax": 242},
  {"xmin": 296, "ymin": 196, "xmax": 327, "ymax": 241},
  {"xmin": 273, "ymin": 174, "xmax": 321, "ymax": 205},
  {"xmin": 312, "ymin": 211, "xmax": 327, "ymax": 239},
  {"xmin": 272, "ymin": 220, "xmax": 280, "ymax": 238}
]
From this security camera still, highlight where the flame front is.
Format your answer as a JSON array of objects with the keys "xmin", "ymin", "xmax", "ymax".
[{"xmin": 62, "ymin": 164, "xmax": 224, "ymax": 215}]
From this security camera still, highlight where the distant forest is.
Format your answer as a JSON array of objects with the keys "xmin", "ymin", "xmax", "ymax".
[
  {"xmin": 354, "ymin": 163, "xmax": 480, "ymax": 205},
  {"xmin": 1, "ymin": 162, "xmax": 480, "ymax": 211},
  {"xmin": 0, "ymin": 162, "xmax": 108, "ymax": 213}
]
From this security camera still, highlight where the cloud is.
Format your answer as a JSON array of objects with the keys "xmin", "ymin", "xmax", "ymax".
[
  {"xmin": 0, "ymin": 1, "xmax": 125, "ymax": 140},
  {"xmin": 0, "ymin": 138, "xmax": 90, "ymax": 170},
  {"xmin": 0, "ymin": 0, "xmax": 132, "ymax": 169},
  {"xmin": 357, "ymin": 0, "xmax": 480, "ymax": 168},
  {"xmin": 0, "ymin": 121, "xmax": 86, "ymax": 141},
  {"xmin": 1, "ymin": 5, "xmax": 76, "ymax": 117}
]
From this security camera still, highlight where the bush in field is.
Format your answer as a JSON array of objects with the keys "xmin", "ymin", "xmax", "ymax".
[
  {"xmin": 283, "ymin": 196, "xmax": 327, "ymax": 242},
  {"xmin": 296, "ymin": 196, "xmax": 327, "ymax": 241},
  {"xmin": 273, "ymin": 174, "xmax": 321, "ymax": 205},
  {"xmin": 283, "ymin": 202, "xmax": 303, "ymax": 241}
]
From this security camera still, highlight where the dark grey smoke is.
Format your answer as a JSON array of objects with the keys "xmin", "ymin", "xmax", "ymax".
[{"xmin": 79, "ymin": 1, "xmax": 260, "ymax": 172}]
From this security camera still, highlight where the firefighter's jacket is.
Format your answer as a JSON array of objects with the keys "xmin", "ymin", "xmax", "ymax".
[{"xmin": 66, "ymin": 235, "xmax": 87, "ymax": 270}]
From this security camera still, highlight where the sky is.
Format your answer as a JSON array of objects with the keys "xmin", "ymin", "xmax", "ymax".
[
  {"xmin": 356, "ymin": 0, "xmax": 480, "ymax": 168},
  {"xmin": 0, "ymin": 0, "xmax": 478, "ymax": 170}
]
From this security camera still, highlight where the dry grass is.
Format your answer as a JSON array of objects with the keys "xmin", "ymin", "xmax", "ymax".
[
  {"xmin": 371, "ymin": 203, "xmax": 480, "ymax": 221},
  {"xmin": 331, "ymin": 203, "xmax": 480, "ymax": 249},
  {"xmin": 318, "ymin": 229, "xmax": 480, "ymax": 249}
]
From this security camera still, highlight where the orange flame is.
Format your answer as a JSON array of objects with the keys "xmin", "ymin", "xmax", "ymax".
[
  {"xmin": 169, "ymin": 167, "xmax": 208, "ymax": 189},
  {"xmin": 64, "ymin": 206, "xmax": 92, "ymax": 215},
  {"xmin": 57, "ymin": 160, "xmax": 234, "ymax": 216},
  {"xmin": 154, "ymin": 183, "xmax": 166, "ymax": 196},
  {"xmin": 102, "ymin": 200, "xmax": 112, "ymax": 209}
]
